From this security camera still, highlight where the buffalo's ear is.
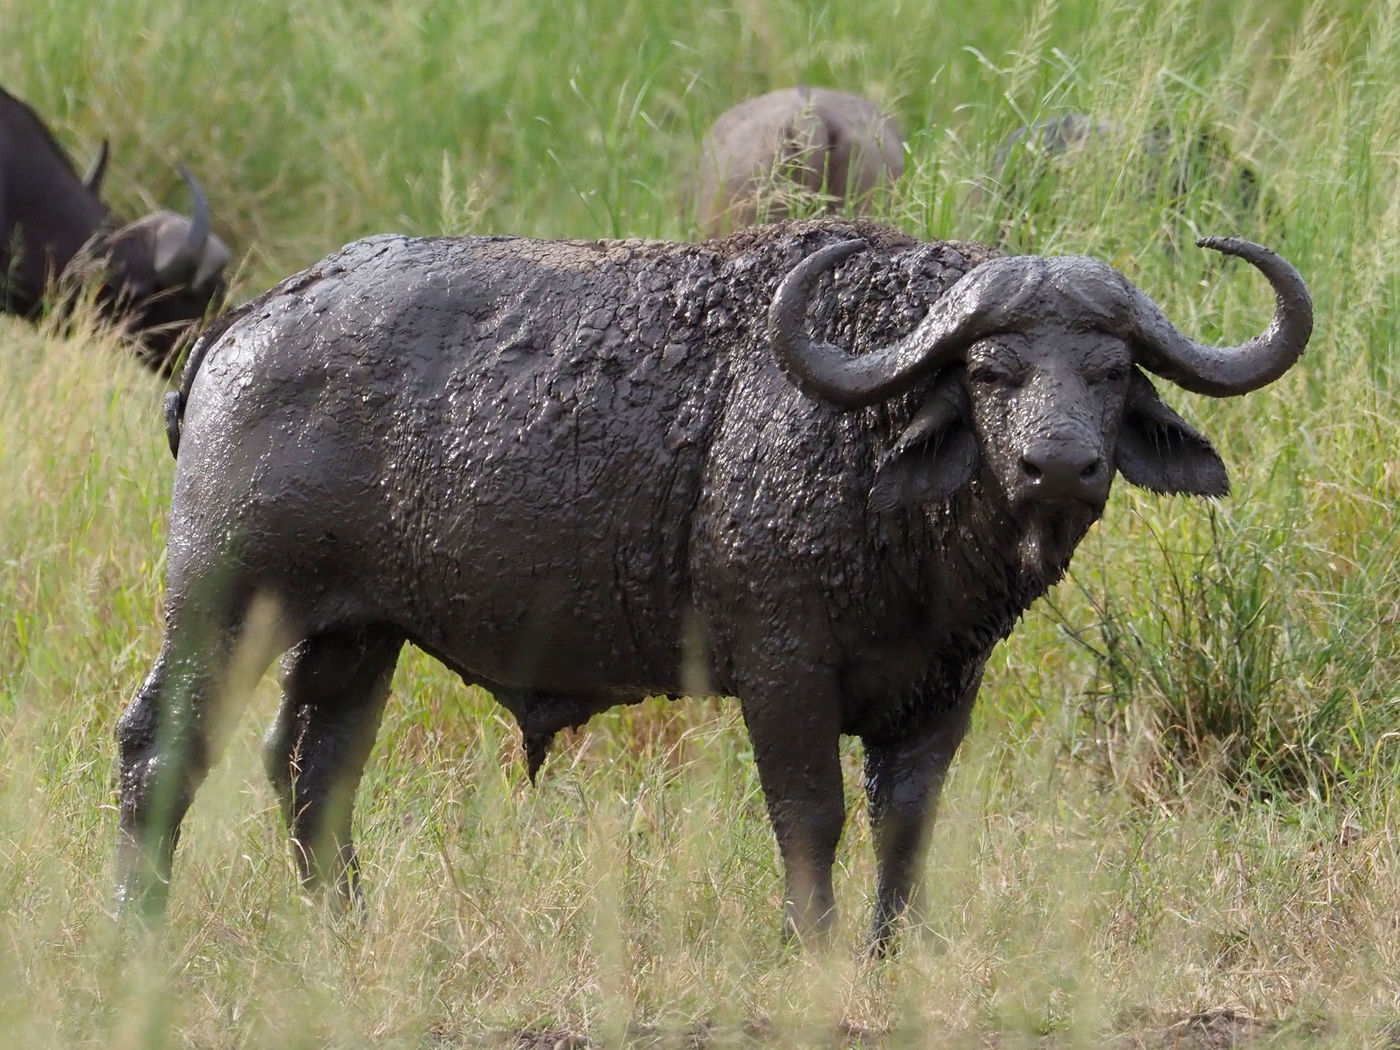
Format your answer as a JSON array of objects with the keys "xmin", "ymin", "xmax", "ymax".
[
  {"xmin": 870, "ymin": 372, "xmax": 979, "ymax": 511},
  {"xmin": 1115, "ymin": 370, "xmax": 1229, "ymax": 496}
]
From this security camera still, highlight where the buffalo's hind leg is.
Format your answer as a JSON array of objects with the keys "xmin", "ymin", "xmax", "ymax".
[
  {"xmin": 117, "ymin": 615, "xmax": 276, "ymax": 918},
  {"xmin": 263, "ymin": 626, "xmax": 403, "ymax": 904},
  {"xmin": 863, "ymin": 674, "xmax": 978, "ymax": 955}
]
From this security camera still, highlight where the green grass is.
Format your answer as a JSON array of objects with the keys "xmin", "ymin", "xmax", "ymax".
[{"xmin": 3, "ymin": 0, "xmax": 1400, "ymax": 1045}]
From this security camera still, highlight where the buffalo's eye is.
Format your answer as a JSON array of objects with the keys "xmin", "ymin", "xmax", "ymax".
[
  {"xmin": 968, "ymin": 367, "xmax": 1022, "ymax": 390},
  {"xmin": 1088, "ymin": 366, "xmax": 1128, "ymax": 385}
]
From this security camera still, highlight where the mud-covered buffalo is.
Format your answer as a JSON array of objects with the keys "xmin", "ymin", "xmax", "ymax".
[{"xmin": 120, "ymin": 217, "xmax": 1310, "ymax": 950}]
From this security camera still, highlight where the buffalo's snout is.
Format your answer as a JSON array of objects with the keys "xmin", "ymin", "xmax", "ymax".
[{"xmin": 1015, "ymin": 438, "xmax": 1110, "ymax": 505}]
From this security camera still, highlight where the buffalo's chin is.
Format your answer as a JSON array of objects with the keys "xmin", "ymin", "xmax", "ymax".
[{"xmin": 1014, "ymin": 499, "xmax": 1102, "ymax": 581}]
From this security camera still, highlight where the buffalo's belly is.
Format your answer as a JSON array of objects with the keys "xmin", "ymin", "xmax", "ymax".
[
  {"xmin": 410, "ymin": 573, "xmax": 689, "ymax": 701},
  {"xmin": 394, "ymin": 474, "xmax": 696, "ymax": 698}
]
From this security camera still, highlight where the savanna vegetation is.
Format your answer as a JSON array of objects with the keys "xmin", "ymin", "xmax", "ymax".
[{"xmin": 3, "ymin": 0, "xmax": 1399, "ymax": 1045}]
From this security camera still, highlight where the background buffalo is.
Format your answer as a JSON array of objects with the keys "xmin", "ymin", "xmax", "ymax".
[{"xmin": 0, "ymin": 86, "xmax": 229, "ymax": 372}]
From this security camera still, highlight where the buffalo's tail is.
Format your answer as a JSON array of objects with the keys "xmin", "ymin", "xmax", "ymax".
[
  {"xmin": 164, "ymin": 300, "xmax": 248, "ymax": 458},
  {"xmin": 163, "ymin": 390, "xmax": 184, "ymax": 458}
]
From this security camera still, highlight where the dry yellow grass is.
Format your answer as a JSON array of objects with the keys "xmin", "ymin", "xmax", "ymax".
[{"xmin": 3, "ymin": 0, "xmax": 1399, "ymax": 1044}]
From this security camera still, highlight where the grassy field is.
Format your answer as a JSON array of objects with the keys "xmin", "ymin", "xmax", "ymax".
[{"xmin": 4, "ymin": 0, "xmax": 1400, "ymax": 1045}]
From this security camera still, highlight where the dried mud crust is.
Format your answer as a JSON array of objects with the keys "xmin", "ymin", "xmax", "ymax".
[{"xmin": 470, "ymin": 1009, "xmax": 1348, "ymax": 1049}]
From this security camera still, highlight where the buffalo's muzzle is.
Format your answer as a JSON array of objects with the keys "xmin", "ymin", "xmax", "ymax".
[{"xmin": 1016, "ymin": 440, "xmax": 1110, "ymax": 506}]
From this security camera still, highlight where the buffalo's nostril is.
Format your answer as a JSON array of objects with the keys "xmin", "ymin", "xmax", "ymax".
[
  {"xmin": 1080, "ymin": 458, "xmax": 1103, "ymax": 479},
  {"xmin": 1021, "ymin": 457, "xmax": 1043, "ymax": 480}
]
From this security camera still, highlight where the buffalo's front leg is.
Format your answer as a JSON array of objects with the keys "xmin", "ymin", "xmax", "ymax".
[
  {"xmin": 740, "ymin": 675, "xmax": 846, "ymax": 946},
  {"xmin": 263, "ymin": 627, "xmax": 402, "ymax": 902},
  {"xmin": 862, "ymin": 673, "xmax": 979, "ymax": 954}
]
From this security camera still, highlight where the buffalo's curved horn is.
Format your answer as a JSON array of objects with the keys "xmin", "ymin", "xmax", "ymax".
[
  {"xmin": 154, "ymin": 165, "xmax": 213, "ymax": 286},
  {"xmin": 83, "ymin": 139, "xmax": 110, "ymax": 194},
  {"xmin": 1127, "ymin": 237, "xmax": 1312, "ymax": 396},
  {"xmin": 769, "ymin": 239, "xmax": 1046, "ymax": 409}
]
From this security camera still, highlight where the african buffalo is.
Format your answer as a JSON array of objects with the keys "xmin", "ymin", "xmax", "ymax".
[
  {"xmin": 0, "ymin": 86, "xmax": 230, "ymax": 372},
  {"xmin": 983, "ymin": 114, "xmax": 1267, "ymax": 239},
  {"xmin": 117, "ymin": 218, "xmax": 1310, "ymax": 950},
  {"xmin": 693, "ymin": 88, "xmax": 904, "ymax": 236}
]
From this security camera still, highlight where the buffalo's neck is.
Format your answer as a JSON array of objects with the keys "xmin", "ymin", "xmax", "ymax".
[
  {"xmin": 846, "ymin": 481, "xmax": 1094, "ymax": 738},
  {"xmin": 925, "ymin": 480, "xmax": 1092, "ymax": 646}
]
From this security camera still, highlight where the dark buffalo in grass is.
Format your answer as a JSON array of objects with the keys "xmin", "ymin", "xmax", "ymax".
[
  {"xmin": 0, "ymin": 86, "xmax": 229, "ymax": 372},
  {"xmin": 983, "ymin": 113, "xmax": 1271, "ymax": 243},
  {"xmin": 119, "ymin": 217, "xmax": 1310, "ymax": 950}
]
